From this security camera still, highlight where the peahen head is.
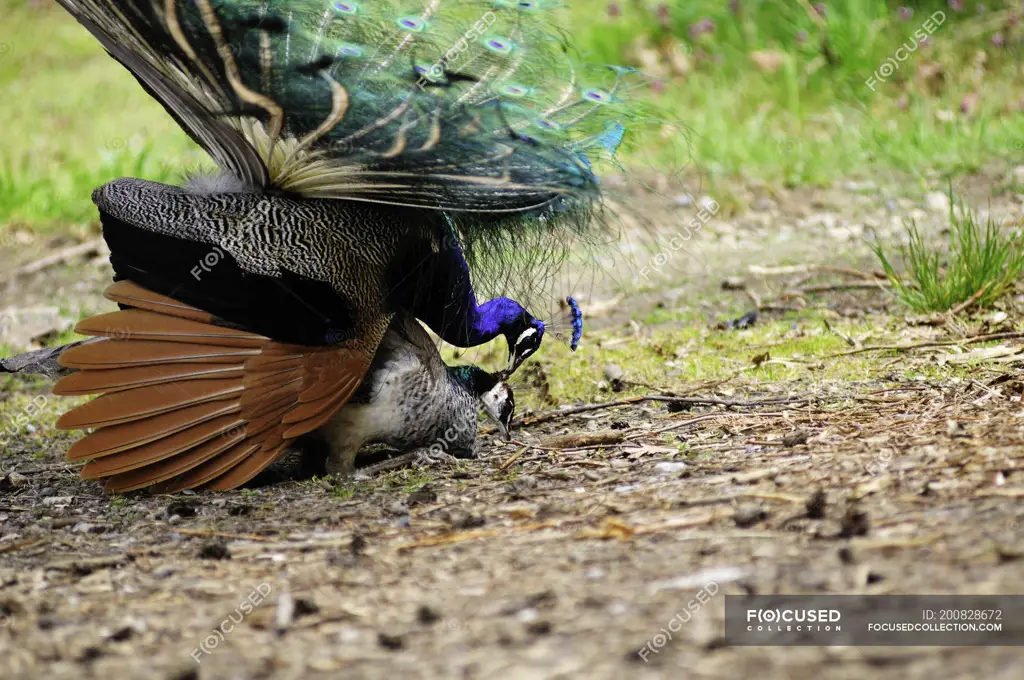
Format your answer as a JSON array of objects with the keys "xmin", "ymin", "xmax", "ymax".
[{"xmin": 451, "ymin": 366, "xmax": 516, "ymax": 441}]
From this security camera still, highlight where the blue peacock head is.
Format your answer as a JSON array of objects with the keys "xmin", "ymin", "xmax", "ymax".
[
  {"xmin": 505, "ymin": 316, "xmax": 545, "ymax": 377},
  {"xmin": 501, "ymin": 296, "xmax": 582, "ymax": 377}
]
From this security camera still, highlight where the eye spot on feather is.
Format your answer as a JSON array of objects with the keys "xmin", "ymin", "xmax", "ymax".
[
  {"xmin": 582, "ymin": 88, "xmax": 613, "ymax": 104},
  {"xmin": 337, "ymin": 43, "xmax": 363, "ymax": 58},
  {"xmin": 397, "ymin": 16, "xmax": 427, "ymax": 31},
  {"xmin": 500, "ymin": 83, "xmax": 530, "ymax": 97},
  {"xmin": 414, "ymin": 62, "xmax": 445, "ymax": 80},
  {"xmin": 535, "ymin": 118, "xmax": 561, "ymax": 131},
  {"xmin": 331, "ymin": 1, "xmax": 358, "ymax": 15},
  {"xmin": 483, "ymin": 36, "xmax": 514, "ymax": 54}
]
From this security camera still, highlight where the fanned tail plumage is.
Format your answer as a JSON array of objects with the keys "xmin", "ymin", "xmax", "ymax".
[{"xmin": 56, "ymin": 0, "xmax": 643, "ymax": 215}]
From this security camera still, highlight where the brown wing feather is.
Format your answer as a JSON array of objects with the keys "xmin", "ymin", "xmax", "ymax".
[{"xmin": 55, "ymin": 283, "xmax": 383, "ymax": 493}]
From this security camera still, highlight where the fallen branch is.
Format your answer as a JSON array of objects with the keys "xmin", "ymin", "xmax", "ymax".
[
  {"xmin": 798, "ymin": 280, "xmax": 889, "ymax": 294},
  {"xmin": 830, "ymin": 331, "xmax": 1024, "ymax": 357},
  {"xmin": 491, "ymin": 393, "xmax": 811, "ymax": 437},
  {"xmin": 749, "ymin": 264, "xmax": 885, "ymax": 281},
  {"xmin": 496, "ymin": 446, "xmax": 529, "ymax": 471},
  {"xmin": 0, "ymin": 538, "xmax": 47, "ymax": 554},
  {"xmin": 173, "ymin": 528, "xmax": 276, "ymax": 542},
  {"xmin": 948, "ymin": 281, "xmax": 996, "ymax": 316},
  {"xmin": 1, "ymin": 237, "xmax": 107, "ymax": 286}
]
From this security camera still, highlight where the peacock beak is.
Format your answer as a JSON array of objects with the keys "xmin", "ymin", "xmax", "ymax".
[{"xmin": 495, "ymin": 418, "xmax": 511, "ymax": 442}]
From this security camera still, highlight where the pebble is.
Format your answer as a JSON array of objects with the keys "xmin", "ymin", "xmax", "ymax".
[
  {"xmin": 733, "ymin": 503, "xmax": 769, "ymax": 528},
  {"xmin": 844, "ymin": 180, "xmax": 876, "ymax": 192},
  {"xmin": 653, "ymin": 461, "xmax": 687, "ymax": 474},
  {"xmin": 925, "ymin": 191, "xmax": 951, "ymax": 212},
  {"xmin": 416, "ymin": 604, "xmax": 442, "ymax": 625},
  {"xmin": 603, "ymin": 363, "xmax": 623, "ymax": 382},
  {"xmin": 152, "ymin": 564, "xmax": 176, "ymax": 579},
  {"xmin": 516, "ymin": 608, "xmax": 540, "ymax": 623},
  {"xmin": 377, "ymin": 632, "xmax": 405, "ymax": 650},
  {"xmin": 3, "ymin": 472, "xmax": 27, "ymax": 488}
]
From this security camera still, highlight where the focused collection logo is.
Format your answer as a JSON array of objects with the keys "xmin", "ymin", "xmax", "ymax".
[{"xmin": 746, "ymin": 608, "xmax": 843, "ymax": 632}]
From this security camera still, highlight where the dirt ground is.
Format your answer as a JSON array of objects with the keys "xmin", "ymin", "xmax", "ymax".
[{"xmin": 2, "ymin": 173, "xmax": 1024, "ymax": 679}]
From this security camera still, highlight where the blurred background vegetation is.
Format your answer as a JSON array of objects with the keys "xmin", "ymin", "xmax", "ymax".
[{"xmin": 0, "ymin": 0, "xmax": 1022, "ymax": 231}]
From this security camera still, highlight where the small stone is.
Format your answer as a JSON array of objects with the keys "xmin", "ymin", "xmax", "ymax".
[
  {"xmin": 839, "ymin": 507, "xmax": 870, "ymax": 538},
  {"xmin": 603, "ymin": 363, "xmax": 624, "ymax": 392},
  {"xmin": 407, "ymin": 486, "xmax": 437, "ymax": 506},
  {"xmin": 510, "ymin": 475, "xmax": 538, "ymax": 493},
  {"xmin": 72, "ymin": 522, "xmax": 105, "ymax": 534},
  {"xmin": 165, "ymin": 501, "xmax": 197, "ymax": 518},
  {"xmin": 516, "ymin": 607, "xmax": 540, "ymax": 623},
  {"xmin": 720, "ymin": 276, "xmax": 746, "ymax": 290},
  {"xmin": 197, "ymin": 540, "xmax": 230, "ymax": 560},
  {"xmin": 674, "ymin": 194, "xmax": 694, "ymax": 207},
  {"xmin": 444, "ymin": 510, "xmax": 485, "ymax": 530},
  {"xmin": 924, "ymin": 191, "xmax": 951, "ymax": 212},
  {"xmin": 782, "ymin": 430, "xmax": 809, "ymax": 447},
  {"xmin": 152, "ymin": 564, "xmax": 176, "ymax": 579},
  {"xmin": 294, "ymin": 597, "xmax": 319, "ymax": 618},
  {"xmin": 106, "ymin": 624, "xmax": 136, "ymax": 642},
  {"xmin": 653, "ymin": 461, "xmax": 687, "ymax": 475},
  {"xmin": 42, "ymin": 496, "xmax": 73, "ymax": 507},
  {"xmin": 3, "ymin": 472, "xmax": 27, "ymax": 488},
  {"xmin": 377, "ymin": 632, "xmax": 405, "ymax": 650},
  {"xmin": 525, "ymin": 620, "xmax": 552, "ymax": 635},
  {"xmin": 350, "ymin": 534, "xmax": 367, "ymax": 557},
  {"xmin": 752, "ymin": 198, "xmax": 777, "ymax": 211},
  {"xmin": 805, "ymin": 490, "xmax": 827, "ymax": 519},
  {"xmin": 417, "ymin": 604, "xmax": 442, "ymax": 625},
  {"xmin": 166, "ymin": 667, "xmax": 198, "ymax": 680},
  {"xmin": 733, "ymin": 503, "xmax": 768, "ymax": 528},
  {"xmin": 698, "ymin": 195, "xmax": 718, "ymax": 213}
]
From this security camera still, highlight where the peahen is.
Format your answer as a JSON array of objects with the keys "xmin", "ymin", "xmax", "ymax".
[
  {"xmin": 1, "ymin": 295, "xmax": 515, "ymax": 492},
  {"xmin": 44, "ymin": 0, "xmax": 638, "ymax": 491}
]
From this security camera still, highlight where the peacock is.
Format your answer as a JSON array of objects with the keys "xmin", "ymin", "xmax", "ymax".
[
  {"xmin": 42, "ymin": 0, "xmax": 641, "ymax": 491},
  {"xmin": 0, "ymin": 304, "xmax": 515, "ymax": 492}
]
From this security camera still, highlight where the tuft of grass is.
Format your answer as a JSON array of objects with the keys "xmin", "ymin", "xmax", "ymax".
[{"xmin": 872, "ymin": 192, "xmax": 1024, "ymax": 312}]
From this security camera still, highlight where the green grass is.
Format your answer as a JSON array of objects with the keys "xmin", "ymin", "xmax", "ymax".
[
  {"xmin": 569, "ymin": 0, "xmax": 1024, "ymax": 188},
  {"xmin": 873, "ymin": 191, "xmax": 1024, "ymax": 312},
  {"xmin": 0, "ymin": 1, "xmax": 206, "ymax": 230}
]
